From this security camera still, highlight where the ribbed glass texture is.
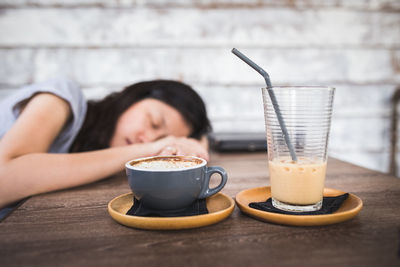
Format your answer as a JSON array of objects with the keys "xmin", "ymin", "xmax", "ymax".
[{"xmin": 262, "ymin": 86, "xmax": 335, "ymax": 162}]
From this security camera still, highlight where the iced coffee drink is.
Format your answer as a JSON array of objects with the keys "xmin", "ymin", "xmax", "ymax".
[
  {"xmin": 269, "ymin": 158, "xmax": 327, "ymax": 210},
  {"xmin": 262, "ymin": 86, "xmax": 335, "ymax": 212}
]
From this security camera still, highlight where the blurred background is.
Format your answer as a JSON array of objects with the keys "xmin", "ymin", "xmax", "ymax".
[{"xmin": 0, "ymin": 0, "xmax": 399, "ymax": 175}]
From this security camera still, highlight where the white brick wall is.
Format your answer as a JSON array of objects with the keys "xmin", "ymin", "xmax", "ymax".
[{"xmin": 0, "ymin": 0, "xmax": 399, "ymax": 175}]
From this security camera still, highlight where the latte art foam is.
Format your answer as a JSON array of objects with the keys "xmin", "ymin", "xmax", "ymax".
[{"xmin": 131, "ymin": 159, "xmax": 201, "ymax": 170}]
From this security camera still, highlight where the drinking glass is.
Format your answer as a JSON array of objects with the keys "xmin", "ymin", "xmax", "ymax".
[{"xmin": 262, "ymin": 86, "xmax": 335, "ymax": 212}]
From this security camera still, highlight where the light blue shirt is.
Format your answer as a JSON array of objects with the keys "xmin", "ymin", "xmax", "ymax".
[{"xmin": 0, "ymin": 77, "xmax": 87, "ymax": 153}]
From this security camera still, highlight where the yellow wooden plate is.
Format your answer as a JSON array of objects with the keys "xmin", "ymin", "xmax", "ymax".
[
  {"xmin": 108, "ymin": 192, "xmax": 234, "ymax": 230},
  {"xmin": 235, "ymin": 186, "xmax": 363, "ymax": 226}
]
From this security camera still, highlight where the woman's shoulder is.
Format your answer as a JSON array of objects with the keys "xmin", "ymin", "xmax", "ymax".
[
  {"xmin": 0, "ymin": 78, "xmax": 88, "ymax": 153},
  {"xmin": 22, "ymin": 77, "xmax": 84, "ymax": 103},
  {"xmin": 10, "ymin": 77, "xmax": 86, "ymax": 116}
]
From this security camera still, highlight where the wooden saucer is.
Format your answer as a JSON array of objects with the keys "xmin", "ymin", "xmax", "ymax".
[
  {"xmin": 235, "ymin": 187, "xmax": 363, "ymax": 226},
  {"xmin": 108, "ymin": 192, "xmax": 234, "ymax": 230}
]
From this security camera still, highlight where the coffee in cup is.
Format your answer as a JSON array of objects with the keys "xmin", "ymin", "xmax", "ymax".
[{"xmin": 125, "ymin": 156, "xmax": 228, "ymax": 210}]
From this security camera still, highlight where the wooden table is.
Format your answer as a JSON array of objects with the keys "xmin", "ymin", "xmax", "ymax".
[{"xmin": 1, "ymin": 152, "xmax": 399, "ymax": 267}]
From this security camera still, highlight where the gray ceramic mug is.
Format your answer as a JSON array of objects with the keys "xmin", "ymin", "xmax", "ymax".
[{"xmin": 125, "ymin": 156, "xmax": 228, "ymax": 210}]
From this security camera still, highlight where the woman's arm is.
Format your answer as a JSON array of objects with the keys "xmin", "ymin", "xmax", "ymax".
[
  {"xmin": 0, "ymin": 93, "xmax": 157, "ymax": 207},
  {"xmin": 0, "ymin": 144, "xmax": 162, "ymax": 207},
  {"xmin": 0, "ymin": 93, "xmax": 209, "ymax": 208}
]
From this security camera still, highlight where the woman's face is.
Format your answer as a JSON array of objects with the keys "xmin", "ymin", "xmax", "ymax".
[{"xmin": 110, "ymin": 98, "xmax": 191, "ymax": 147}]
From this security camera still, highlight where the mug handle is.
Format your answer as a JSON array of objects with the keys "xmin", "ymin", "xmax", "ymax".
[{"xmin": 198, "ymin": 166, "xmax": 228, "ymax": 199}]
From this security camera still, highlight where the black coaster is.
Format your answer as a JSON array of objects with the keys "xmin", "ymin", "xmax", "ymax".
[
  {"xmin": 249, "ymin": 193, "xmax": 349, "ymax": 215},
  {"xmin": 126, "ymin": 197, "xmax": 209, "ymax": 217}
]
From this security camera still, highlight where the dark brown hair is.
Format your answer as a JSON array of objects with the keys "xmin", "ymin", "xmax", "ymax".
[{"xmin": 70, "ymin": 80, "xmax": 211, "ymax": 152}]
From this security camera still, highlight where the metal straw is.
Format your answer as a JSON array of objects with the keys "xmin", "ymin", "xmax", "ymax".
[{"xmin": 231, "ymin": 48, "xmax": 297, "ymax": 162}]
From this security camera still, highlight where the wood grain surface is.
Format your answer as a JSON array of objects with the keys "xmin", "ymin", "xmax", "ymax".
[{"xmin": 1, "ymin": 152, "xmax": 399, "ymax": 267}]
